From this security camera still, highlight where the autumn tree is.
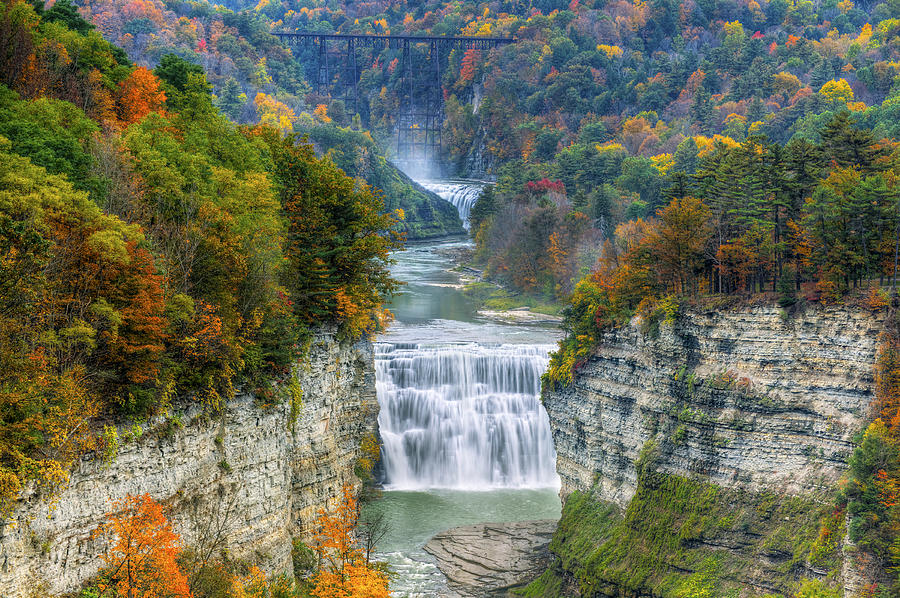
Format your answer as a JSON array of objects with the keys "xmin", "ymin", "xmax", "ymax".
[
  {"xmin": 647, "ymin": 196, "xmax": 712, "ymax": 296},
  {"xmin": 311, "ymin": 483, "xmax": 389, "ymax": 598},
  {"xmin": 115, "ymin": 66, "xmax": 166, "ymax": 126},
  {"xmin": 262, "ymin": 129, "xmax": 402, "ymax": 338},
  {"xmin": 93, "ymin": 494, "xmax": 192, "ymax": 598}
]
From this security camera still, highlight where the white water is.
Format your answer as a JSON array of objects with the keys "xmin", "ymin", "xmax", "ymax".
[
  {"xmin": 418, "ymin": 180, "xmax": 485, "ymax": 229},
  {"xmin": 376, "ymin": 342, "xmax": 558, "ymax": 490},
  {"xmin": 370, "ymin": 180, "xmax": 561, "ymax": 596}
]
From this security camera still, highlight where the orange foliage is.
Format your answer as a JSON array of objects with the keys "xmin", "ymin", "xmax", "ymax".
[
  {"xmin": 311, "ymin": 484, "xmax": 389, "ymax": 598},
  {"xmin": 460, "ymin": 49, "xmax": 480, "ymax": 83},
  {"xmin": 94, "ymin": 494, "xmax": 192, "ymax": 598},
  {"xmin": 116, "ymin": 67, "xmax": 167, "ymax": 126}
]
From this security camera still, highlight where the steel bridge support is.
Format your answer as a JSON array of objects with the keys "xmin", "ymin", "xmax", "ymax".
[{"xmin": 274, "ymin": 32, "xmax": 515, "ymax": 165}]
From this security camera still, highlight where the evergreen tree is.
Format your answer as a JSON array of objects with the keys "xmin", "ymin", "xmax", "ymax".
[
  {"xmin": 215, "ymin": 78, "xmax": 246, "ymax": 121},
  {"xmin": 689, "ymin": 86, "xmax": 714, "ymax": 134},
  {"xmin": 820, "ymin": 111, "xmax": 887, "ymax": 173}
]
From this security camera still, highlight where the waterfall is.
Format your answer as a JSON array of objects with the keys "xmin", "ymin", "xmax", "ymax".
[
  {"xmin": 375, "ymin": 342, "xmax": 559, "ymax": 490},
  {"xmin": 419, "ymin": 181, "xmax": 485, "ymax": 230}
]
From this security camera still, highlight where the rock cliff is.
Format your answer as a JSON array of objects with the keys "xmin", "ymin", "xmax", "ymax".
[
  {"xmin": 549, "ymin": 306, "xmax": 881, "ymax": 505},
  {"xmin": 0, "ymin": 329, "xmax": 377, "ymax": 597},
  {"xmin": 532, "ymin": 305, "xmax": 884, "ymax": 597}
]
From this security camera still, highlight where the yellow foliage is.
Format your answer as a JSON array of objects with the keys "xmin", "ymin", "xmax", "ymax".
[
  {"xmin": 819, "ymin": 78, "xmax": 854, "ymax": 103},
  {"xmin": 595, "ymin": 142, "xmax": 626, "ymax": 154},
  {"xmin": 773, "ymin": 71, "xmax": 802, "ymax": 96},
  {"xmin": 723, "ymin": 20, "xmax": 744, "ymax": 38},
  {"xmin": 857, "ymin": 22, "xmax": 873, "ymax": 46},
  {"xmin": 253, "ymin": 92, "xmax": 296, "ymax": 133},
  {"xmin": 693, "ymin": 135, "xmax": 740, "ymax": 157},
  {"xmin": 650, "ymin": 153, "xmax": 674, "ymax": 174},
  {"xmin": 597, "ymin": 44, "xmax": 624, "ymax": 58}
]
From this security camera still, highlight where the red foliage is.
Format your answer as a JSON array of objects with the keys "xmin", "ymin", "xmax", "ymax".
[
  {"xmin": 460, "ymin": 48, "xmax": 480, "ymax": 83},
  {"xmin": 525, "ymin": 178, "xmax": 566, "ymax": 194}
]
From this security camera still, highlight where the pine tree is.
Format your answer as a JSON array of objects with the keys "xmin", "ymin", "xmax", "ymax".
[{"xmin": 216, "ymin": 78, "xmax": 246, "ymax": 121}]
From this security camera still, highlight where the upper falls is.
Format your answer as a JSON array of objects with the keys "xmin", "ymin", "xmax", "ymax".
[
  {"xmin": 375, "ymin": 342, "xmax": 559, "ymax": 490},
  {"xmin": 418, "ymin": 180, "xmax": 485, "ymax": 230}
]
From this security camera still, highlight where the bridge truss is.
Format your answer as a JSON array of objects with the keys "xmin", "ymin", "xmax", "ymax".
[{"xmin": 273, "ymin": 32, "xmax": 515, "ymax": 164}]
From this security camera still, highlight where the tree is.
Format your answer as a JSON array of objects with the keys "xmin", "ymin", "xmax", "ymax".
[
  {"xmin": 311, "ymin": 484, "xmax": 389, "ymax": 598},
  {"xmin": 263, "ymin": 130, "xmax": 401, "ymax": 338},
  {"xmin": 216, "ymin": 77, "xmax": 246, "ymax": 121},
  {"xmin": 93, "ymin": 494, "xmax": 192, "ymax": 598},
  {"xmin": 647, "ymin": 196, "xmax": 712, "ymax": 296},
  {"xmin": 116, "ymin": 67, "xmax": 166, "ymax": 126},
  {"xmin": 820, "ymin": 111, "xmax": 887, "ymax": 173}
]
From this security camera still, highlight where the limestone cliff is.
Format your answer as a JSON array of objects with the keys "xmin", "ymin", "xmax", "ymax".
[
  {"xmin": 533, "ymin": 306, "xmax": 884, "ymax": 597},
  {"xmin": 0, "ymin": 329, "xmax": 377, "ymax": 597}
]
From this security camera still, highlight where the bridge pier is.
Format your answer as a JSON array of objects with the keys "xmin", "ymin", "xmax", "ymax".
[{"xmin": 273, "ymin": 32, "xmax": 515, "ymax": 165}]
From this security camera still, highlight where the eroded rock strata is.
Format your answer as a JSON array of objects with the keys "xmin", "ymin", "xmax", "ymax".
[
  {"xmin": 424, "ymin": 519, "xmax": 557, "ymax": 597},
  {"xmin": 536, "ymin": 306, "xmax": 883, "ymax": 596},
  {"xmin": 0, "ymin": 329, "xmax": 377, "ymax": 597}
]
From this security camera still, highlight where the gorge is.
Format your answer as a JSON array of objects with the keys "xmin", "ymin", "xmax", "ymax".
[
  {"xmin": 365, "ymin": 181, "xmax": 564, "ymax": 596},
  {"xmin": 1, "ymin": 179, "xmax": 888, "ymax": 598}
]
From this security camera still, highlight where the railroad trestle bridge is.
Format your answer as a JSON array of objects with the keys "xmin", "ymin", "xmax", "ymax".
[{"xmin": 273, "ymin": 32, "xmax": 515, "ymax": 165}]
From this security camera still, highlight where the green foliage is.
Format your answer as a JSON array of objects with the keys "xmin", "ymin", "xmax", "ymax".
[
  {"xmin": 263, "ymin": 128, "xmax": 403, "ymax": 339},
  {"xmin": 291, "ymin": 538, "xmax": 317, "ymax": 579},
  {"xmin": 0, "ymin": 4, "xmax": 404, "ymax": 513},
  {"xmin": 294, "ymin": 122, "xmax": 463, "ymax": 239},
  {"xmin": 524, "ymin": 471, "xmax": 835, "ymax": 598}
]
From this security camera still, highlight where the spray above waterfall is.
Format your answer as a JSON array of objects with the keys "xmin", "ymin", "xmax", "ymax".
[{"xmin": 375, "ymin": 342, "xmax": 559, "ymax": 490}]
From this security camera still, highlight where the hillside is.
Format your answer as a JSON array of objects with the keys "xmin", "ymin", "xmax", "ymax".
[{"xmin": 0, "ymin": 2, "xmax": 396, "ymax": 594}]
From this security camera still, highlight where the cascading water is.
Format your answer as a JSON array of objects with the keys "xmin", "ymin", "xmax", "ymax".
[
  {"xmin": 419, "ymin": 180, "xmax": 484, "ymax": 229},
  {"xmin": 376, "ymin": 343, "xmax": 558, "ymax": 489},
  {"xmin": 367, "ymin": 180, "xmax": 561, "ymax": 597}
]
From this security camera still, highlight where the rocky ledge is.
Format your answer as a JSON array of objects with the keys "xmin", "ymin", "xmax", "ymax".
[{"xmin": 424, "ymin": 520, "xmax": 557, "ymax": 597}]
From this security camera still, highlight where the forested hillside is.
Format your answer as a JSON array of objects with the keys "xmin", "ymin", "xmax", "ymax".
[{"xmin": 0, "ymin": 0, "xmax": 400, "ymax": 523}]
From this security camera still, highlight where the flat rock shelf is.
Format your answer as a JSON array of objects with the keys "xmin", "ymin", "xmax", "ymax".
[{"xmin": 424, "ymin": 520, "xmax": 558, "ymax": 597}]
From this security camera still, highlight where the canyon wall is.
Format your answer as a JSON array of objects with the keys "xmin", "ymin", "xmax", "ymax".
[
  {"xmin": 535, "ymin": 305, "xmax": 884, "ymax": 597},
  {"xmin": 0, "ymin": 329, "xmax": 377, "ymax": 598}
]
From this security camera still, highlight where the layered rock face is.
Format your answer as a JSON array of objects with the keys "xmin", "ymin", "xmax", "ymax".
[
  {"xmin": 532, "ymin": 306, "xmax": 885, "ymax": 597},
  {"xmin": 0, "ymin": 329, "xmax": 377, "ymax": 597},
  {"xmin": 547, "ymin": 306, "xmax": 881, "ymax": 507}
]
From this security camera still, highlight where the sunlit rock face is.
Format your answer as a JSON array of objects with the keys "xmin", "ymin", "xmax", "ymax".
[
  {"xmin": 0, "ymin": 329, "xmax": 377, "ymax": 598},
  {"xmin": 545, "ymin": 306, "xmax": 882, "ymax": 506}
]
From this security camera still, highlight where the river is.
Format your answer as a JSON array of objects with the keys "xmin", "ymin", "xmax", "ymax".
[{"xmin": 365, "ymin": 182, "xmax": 562, "ymax": 596}]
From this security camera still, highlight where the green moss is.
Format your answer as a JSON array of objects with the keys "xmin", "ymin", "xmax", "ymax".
[
  {"xmin": 513, "ymin": 569, "xmax": 567, "ymax": 596},
  {"xmin": 523, "ymin": 471, "xmax": 838, "ymax": 598}
]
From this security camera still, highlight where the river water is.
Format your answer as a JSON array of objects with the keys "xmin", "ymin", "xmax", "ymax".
[{"xmin": 366, "ymin": 181, "xmax": 562, "ymax": 596}]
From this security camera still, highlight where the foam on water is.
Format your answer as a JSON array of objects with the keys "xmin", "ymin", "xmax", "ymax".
[{"xmin": 375, "ymin": 342, "xmax": 559, "ymax": 490}]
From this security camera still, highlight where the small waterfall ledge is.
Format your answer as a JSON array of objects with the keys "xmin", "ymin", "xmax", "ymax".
[
  {"xmin": 375, "ymin": 342, "xmax": 559, "ymax": 490},
  {"xmin": 419, "ymin": 180, "xmax": 485, "ymax": 230}
]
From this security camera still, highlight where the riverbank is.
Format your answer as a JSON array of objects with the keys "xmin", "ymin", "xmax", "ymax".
[{"xmin": 434, "ymin": 244, "xmax": 564, "ymax": 325}]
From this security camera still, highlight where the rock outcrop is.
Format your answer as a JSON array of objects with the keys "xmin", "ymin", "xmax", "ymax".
[
  {"xmin": 0, "ymin": 329, "xmax": 377, "ymax": 597},
  {"xmin": 424, "ymin": 520, "xmax": 557, "ymax": 597},
  {"xmin": 532, "ymin": 305, "xmax": 884, "ymax": 597},
  {"xmin": 547, "ymin": 306, "xmax": 881, "ymax": 506}
]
